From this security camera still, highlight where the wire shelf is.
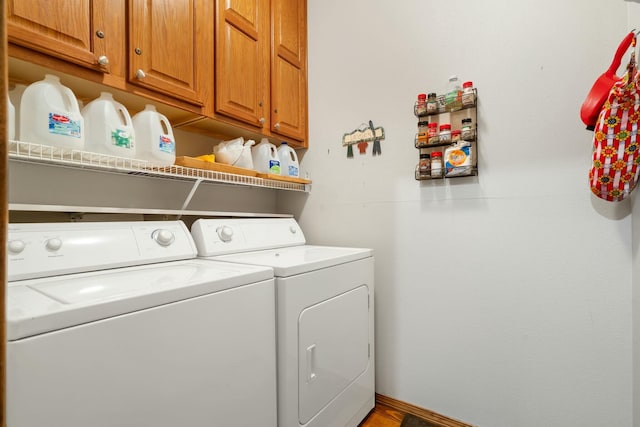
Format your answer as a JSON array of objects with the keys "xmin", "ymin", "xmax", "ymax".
[{"xmin": 8, "ymin": 140, "xmax": 310, "ymax": 192}]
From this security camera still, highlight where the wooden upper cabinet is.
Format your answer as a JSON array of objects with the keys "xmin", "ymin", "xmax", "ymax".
[
  {"xmin": 271, "ymin": 0, "xmax": 307, "ymax": 144},
  {"xmin": 215, "ymin": 0, "xmax": 270, "ymax": 128},
  {"xmin": 129, "ymin": 0, "xmax": 212, "ymax": 106},
  {"xmin": 7, "ymin": 0, "xmax": 124, "ymax": 74}
]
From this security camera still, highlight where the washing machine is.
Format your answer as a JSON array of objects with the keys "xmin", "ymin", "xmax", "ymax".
[
  {"xmin": 6, "ymin": 220, "xmax": 277, "ymax": 427},
  {"xmin": 191, "ymin": 218, "xmax": 375, "ymax": 427}
]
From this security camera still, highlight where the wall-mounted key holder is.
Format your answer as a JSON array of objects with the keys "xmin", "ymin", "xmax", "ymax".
[{"xmin": 342, "ymin": 121, "xmax": 385, "ymax": 158}]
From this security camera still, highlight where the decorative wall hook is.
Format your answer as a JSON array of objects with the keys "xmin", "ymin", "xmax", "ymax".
[{"xmin": 342, "ymin": 121, "xmax": 385, "ymax": 158}]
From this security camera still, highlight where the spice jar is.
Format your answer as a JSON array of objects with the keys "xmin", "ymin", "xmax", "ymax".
[
  {"xmin": 415, "ymin": 93, "xmax": 427, "ymax": 116},
  {"xmin": 427, "ymin": 93, "xmax": 438, "ymax": 114},
  {"xmin": 416, "ymin": 132, "xmax": 428, "ymax": 147},
  {"xmin": 462, "ymin": 81, "xmax": 475, "ymax": 107},
  {"xmin": 439, "ymin": 124, "xmax": 452, "ymax": 144},
  {"xmin": 430, "ymin": 151, "xmax": 443, "ymax": 177},
  {"xmin": 417, "ymin": 120, "xmax": 429, "ymax": 133},
  {"xmin": 461, "ymin": 118, "xmax": 475, "ymax": 140},
  {"xmin": 427, "ymin": 122, "xmax": 439, "ymax": 145},
  {"xmin": 451, "ymin": 129, "xmax": 461, "ymax": 143},
  {"xmin": 416, "ymin": 153, "xmax": 431, "ymax": 178}
]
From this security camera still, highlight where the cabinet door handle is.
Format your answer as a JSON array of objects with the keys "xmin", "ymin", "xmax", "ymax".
[
  {"xmin": 274, "ymin": 122, "xmax": 281, "ymax": 130},
  {"xmin": 259, "ymin": 117, "xmax": 266, "ymax": 125},
  {"xmin": 97, "ymin": 56, "xmax": 109, "ymax": 66},
  {"xmin": 136, "ymin": 69, "xmax": 146, "ymax": 79}
]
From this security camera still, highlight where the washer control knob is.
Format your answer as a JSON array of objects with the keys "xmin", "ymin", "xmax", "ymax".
[
  {"xmin": 152, "ymin": 229, "xmax": 175, "ymax": 246},
  {"xmin": 289, "ymin": 225, "xmax": 297, "ymax": 234},
  {"xmin": 217, "ymin": 225, "xmax": 234, "ymax": 242},
  {"xmin": 45, "ymin": 238, "xmax": 63, "ymax": 251},
  {"xmin": 8, "ymin": 239, "xmax": 26, "ymax": 254}
]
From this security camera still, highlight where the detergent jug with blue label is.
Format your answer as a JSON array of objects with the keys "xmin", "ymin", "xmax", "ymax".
[
  {"xmin": 20, "ymin": 74, "xmax": 84, "ymax": 150},
  {"xmin": 132, "ymin": 104, "xmax": 176, "ymax": 166},
  {"xmin": 277, "ymin": 142, "xmax": 300, "ymax": 177}
]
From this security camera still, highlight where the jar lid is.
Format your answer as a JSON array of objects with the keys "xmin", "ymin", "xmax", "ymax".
[
  {"xmin": 451, "ymin": 130, "xmax": 461, "ymax": 135},
  {"xmin": 428, "ymin": 92, "xmax": 437, "ymax": 97},
  {"xmin": 462, "ymin": 118, "xmax": 472, "ymax": 123},
  {"xmin": 431, "ymin": 151, "xmax": 442, "ymax": 158},
  {"xmin": 417, "ymin": 120, "xmax": 429, "ymax": 126},
  {"xmin": 439, "ymin": 124, "xmax": 451, "ymax": 130},
  {"xmin": 463, "ymin": 81, "xmax": 473, "ymax": 88},
  {"xmin": 418, "ymin": 93, "xmax": 427, "ymax": 100},
  {"xmin": 428, "ymin": 122, "xmax": 438, "ymax": 128},
  {"xmin": 419, "ymin": 153, "xmax": 431, "ymax": 158}
]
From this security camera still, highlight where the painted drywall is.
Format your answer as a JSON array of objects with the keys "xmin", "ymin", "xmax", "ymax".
[
  {"xmin": 628, "ymin": 4, "xmax": 640, "ymax": 427},
  {"xmin": 280, "ymin": 0, "xmax": 634, "ymax": 426}
]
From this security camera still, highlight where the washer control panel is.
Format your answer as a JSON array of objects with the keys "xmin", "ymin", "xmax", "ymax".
[{"xmin": 8, "ymin": 221, "xmax": 197, "ymax": 281}]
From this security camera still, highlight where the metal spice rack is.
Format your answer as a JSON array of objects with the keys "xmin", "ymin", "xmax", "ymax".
[{"xmin": 413, "ymin": 88, "xmax": 478, "ymax": 180}]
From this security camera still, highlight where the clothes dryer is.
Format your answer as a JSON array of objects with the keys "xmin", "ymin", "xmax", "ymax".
[
  {"xmin": 6, "ymin": 220, "xmax": 277, "ymax": 427},
  {"xmin": 191, "ymin": 218, "xmax": 375, "ymax": 427}
]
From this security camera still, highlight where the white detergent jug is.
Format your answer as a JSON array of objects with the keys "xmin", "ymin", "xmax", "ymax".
[
  {"xmin": 277, "ymin": 142, "xmax": 299, "ymax": 177},
  {"xmin": 9, "ymin": 83, "xmax": 27, "ymax": 140},
  {"xmin": 20, "ymin": 74, "xmax": 84, "ymax": 150},
  {"xmin": 7, "ymin": 95, "xmax": 15, "ymax": 141},
  {"xmin": 252, "ymin": 138, "xmax": 280, "ymax": 174},
  {"xmin": 132, "ymin": 104, "xmax": 176, "ymax": 166},
  {"xmin": 83, "ymin": 92, "xmax": 136, "ymax": 158}
]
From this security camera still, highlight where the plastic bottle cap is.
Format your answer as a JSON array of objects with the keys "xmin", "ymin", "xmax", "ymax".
[
  {"xmin": 439, "ymin": 124, "xmax": 451, "ymax": 131},
  {"xmin": 431, "ymin": 151, "xmax": 442, "ymax": 158},
  {"xmin": 418, "ymin": 93, "xmax": 427, "ymax": 100},
  {"xmin": 419, "ymin": 153, "xmax": 430, "ymax": 158},
  {"xmin": 428, "ymin": 122, "xmax": 438, "ymax": 128},
  {"xmin": 463, "ymin": 81, "xmax": 473, "ymax": 88},
  {"xmin": 452, "ymin": 130, "xmax": 461, "ymax": 135},
  {"xmin": 281, "ymin": 142, "xmax": 288, "ymax": 145}
]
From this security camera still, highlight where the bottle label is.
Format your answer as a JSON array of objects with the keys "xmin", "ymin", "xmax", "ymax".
[
  {"xmin": 288, "ymin": 165, "xmax": 299, "ymax": 176},
  {"xmin": 48, "ymin": 113, "xmax": 81, "ymax": 138},
  {"xmin": 111, "ymin": 128, "xmax": 134, "ymax": 149},
  {"xmin": 269, "ymin": 159, "xmax": 281, "ymax": 174},
  {"xmin": 159, "ymin": 135, "xmax": 175, "ymax": 154}
]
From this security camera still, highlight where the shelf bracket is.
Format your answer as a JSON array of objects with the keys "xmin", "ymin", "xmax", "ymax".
[{"xmin": 178, "ymin": 178, "xmax": 204, "ymax": 219}]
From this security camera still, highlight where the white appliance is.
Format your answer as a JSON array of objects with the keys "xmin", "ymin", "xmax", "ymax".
[
  {"xmin": 191, "ymin": 218, "xmax": 375, "ymax": 427},
  {"xmin": 6, "ymin": 220, "xmax": 277, "ymax": 427}
]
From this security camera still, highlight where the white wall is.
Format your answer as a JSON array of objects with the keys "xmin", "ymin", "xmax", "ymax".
[
  {"xmin": 280, "ymin": 1, "xmax": 634, "ymax": 425},
  {"xmin": 629, "ymin": 4, "xmax": 640, "ymax": 427}
]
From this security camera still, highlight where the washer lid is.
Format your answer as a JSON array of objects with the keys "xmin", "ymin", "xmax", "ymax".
[
  {"xmin": 211, "ymin": 245, "xmax": 373, "ymax": 276},
  {"xmin": 6, "ymin": 259, "xmax": 273, "ymax": 341}
]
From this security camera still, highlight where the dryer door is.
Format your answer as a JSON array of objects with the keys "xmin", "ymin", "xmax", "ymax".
[{"xmin": 298, "ymin": 285, "xmax": 370, "ymax": 424}]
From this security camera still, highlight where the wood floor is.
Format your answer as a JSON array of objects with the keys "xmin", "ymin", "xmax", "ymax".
[{"xmin": 358, "ymin": 403, "xmax": 405, "ymax": 427}]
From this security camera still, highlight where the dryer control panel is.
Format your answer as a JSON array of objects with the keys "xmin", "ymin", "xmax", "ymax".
[
  {"xmin": 8, "ymin": 221, "xmax": 197, "ymax": 281},
  {"xmin": 191, "ymin": 218, "xmax": 305, "ymax": 256}
]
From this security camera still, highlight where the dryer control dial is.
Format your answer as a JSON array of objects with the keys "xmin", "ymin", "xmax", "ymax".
[
  {"xmin": 217, "ymin": 225, "xmax": 234, "ymax": 242},
  {"xmin": 152, "ymin": 229, "xmax": 175, "ymax": 246},
  {"xmin": 45, "ymin": 238, "xmax": 63, "ymax": 252},
  {"xmin": 289, "ymin": 225, "xmax": 297, "ymax": 234},
  {"xmin": 8, "ymin": 239, "xmax": 26, "ymax": 254}
]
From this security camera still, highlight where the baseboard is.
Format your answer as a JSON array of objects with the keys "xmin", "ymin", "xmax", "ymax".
[{"xmin": 375, "ymin": 393, "xmax": 474, "ymax": 427}]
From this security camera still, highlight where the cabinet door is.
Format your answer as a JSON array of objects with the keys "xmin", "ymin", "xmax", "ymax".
[
  {"xmin": 7, "ymin": 0, "xmax": 120, "ymax": 73},
  {"xmin": 271, "ymin": 0, "xmax": 307, "ymax": 144},
  {"xmin": 215, "ymin": 0, "xmax": 270, "ymax": 128},
  {"xmin": 129, "ymin": 0, "xmax": 211, "ymax": 106}
]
